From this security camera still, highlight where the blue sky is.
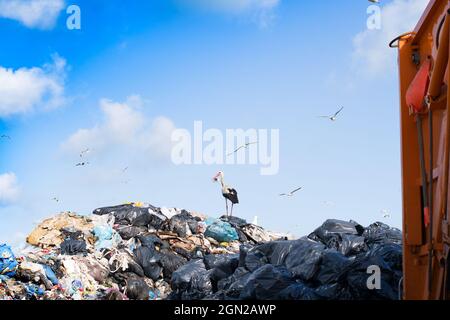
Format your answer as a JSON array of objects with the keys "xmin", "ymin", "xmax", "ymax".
[{"xmin": 0, "ymin": 0, "xmax": 430, "ymax": 246}]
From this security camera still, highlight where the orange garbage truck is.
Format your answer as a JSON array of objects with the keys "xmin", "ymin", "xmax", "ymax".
[{"xmin": 395, "ymin": 0, "xmax": 450, "ymax": 300}]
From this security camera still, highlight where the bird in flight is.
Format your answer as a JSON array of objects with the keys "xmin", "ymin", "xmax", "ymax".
[
  {"xmin": 1, "ymin": 134, "xmax": 11, "ymax": 140},
  {"xmin": 368, "ymin": 0, "xmax": 380, "ymax": 3},
  {"xmin": 381, "ymin": 209, "xmax": 391, "ymax": 219},
  {"xmin": 279, "ymin": 187, "xmax": 303, "ymax": 197},
  {"xmin": 75, "ymin": 161, "xmax": 90, "ymax": 167},
  {"xmin": 80, "ymin": 148, "xmax": 90, "ymax": 158},
  {"xmin": 319, "ymin": 107, "xmax": 344, "ymax": 122},
  {"xmin": 122, "ymin": 166, "xmax": 129, "ymax": 173},
  {"xmin": 51, "ymin": 197, "xmax": 59, "ymax": 202},
  {"xmin": 227, "ymin": 141, "xmax": 258, "ymax": 156}
]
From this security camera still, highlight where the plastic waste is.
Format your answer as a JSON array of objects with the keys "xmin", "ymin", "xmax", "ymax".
[
  {"xmin": 0, "ymin": 244, "xmax": 18, "ymax": 277},
  {"xmin": 343, "ymin": 244, "xmax": 402, "ymax": 300},
  {"xmin": 133, "ymin": 246, "xmax": 163, "ymax": 281},
  {"xmin": 1, "ymin": 201, "xmax": 405, "ymax": 301},
  {"xmin": 205, "ymin": 220, "xmax": 239, "ymax": 243},
  {"xmin": 239, "ymin": 264, "xmax": 296, "ymax": 300},
  {"xmin": 245, "ymin": 239, "xmax": 326, "ymax": 281},
  {"xmin": 126, "ymin": 278, "xmax": 152, "ymax": 300},
  {"xmin": 363, "ymin": 222, "xmax": 402, "ymax": 247},
  {"xmin": 60, "ymin": 239, "xmax": 87, "ymax": 255},
  {"xmin": 308, "ymin": 219, "xmax": 365, "ymax": 244},
  {"xmin": 116, "ymin": 225, "xmax": 147, "ymax": 240},
  {"xmin": 180, "ymin": 269, "xmax": 213, "ymax": 300},
  {"xmin": 167, "ymin": 211, "xmax": 199, "ymax": 237},
  {"xmin": 93, "ymin": 225, "xmax": 122, "ymax": 251},
  {"xmin": 171, "ymin": 259, "xmax": 206, "ymax": 292},
  {"xmin": 42, "ymin": 265, "xmax": 59, "ymax": 285},
  {"xmin": 220, "ymin": 215, "xmax": 247, "ymax": 227},
  {"xmin": 240, "ymin": 224, "xmax": 272, "ymax": 243}
]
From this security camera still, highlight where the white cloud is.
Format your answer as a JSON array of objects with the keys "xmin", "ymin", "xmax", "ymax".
[
  {"xmin": 0, "ymin": 54, "xmax": 67, "ymax": 117},
  {"xmin": 0, "ymin": 0, "xmax": 65, "ymax": 29},
  {"xmin": 0, "ymin": 172, "xmax": 20, "ymax": 204},
  {"xmin": 61, "ymin": 96, "xmax": 177, "ymax": 160},
  {"xmin": 179, "ymin": 0, "xmax": 280, "ymax": 27},
  {"xmin": 352, "ymin": 0, "xmax": 429, "ymax": 75}
]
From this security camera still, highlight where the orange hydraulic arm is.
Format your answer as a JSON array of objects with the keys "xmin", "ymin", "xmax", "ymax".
[{"xmin": 396, "ymin": 0, "xmax": 450, "ymax": 300}]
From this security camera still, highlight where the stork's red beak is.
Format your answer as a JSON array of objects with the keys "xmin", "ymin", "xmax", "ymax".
[{"xmin": 212, "ymin": 172, "xmax": 220, "ymax": 182}]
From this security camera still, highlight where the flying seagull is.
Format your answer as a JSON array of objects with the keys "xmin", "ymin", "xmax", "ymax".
[
  {"xmin": 319, "ymin": 107, "xmax": 344, "ymax": 122},
  {"xmin": 51, "ymin": 197, "xmax": 59, "ymax": 202},
  {"xmin": 368, "ymin": 0, "xmax": 380, "ymax": 3},
  {"xmin": 75, "ymin": 161, "xmax": 90, "ymax": 167},
  {"xmin": 381, "ymin": 209, "xmax": 391, "ymax": 219},
  {"xmin": 122, "ymin": 166, "xmax": 129, "ymax": 173},
  {"xmin": 1, "ymin": 134, "xmax": 11, "ymax": 140},
  {"xmin": 279, "ymin": 187, "xmax": 303, "ymax": 197},
  {"xmin": 227, "ymin": 142, "xmax": 258, "ymax": 156},
  {"xmin": 80, "ymin": 148, "xmax": 90, "ymax": 158}
]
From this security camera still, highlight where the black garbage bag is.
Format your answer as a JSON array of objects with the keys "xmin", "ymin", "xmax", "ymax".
[
  {"xmin": 308, "ymin": 219, "xmax": 364, "ymax": 245},
  {"xmin": 94, "ymin": 203, "xmax": 161, "ymax": 227},
  {"xmin": 245, "ymin": 239, "xmax": 327, "ymax": 281},
  {"xmin": 217, "ymin": 267, "xmax": 252, "ymax": 299},
  {"xmin": 126, "ymin": 278, "xmax": 152, "ymax": 300},
  {"xmin": 220, "ymin": 215, "xmax": 247, "ymax": 227},
  {"xmin": 314, "ymin": 250, "xmax": 352, "ymax": 285},
  {"xmin": 159, "ymin": 249, "xmax": 188, "ymax": 279},
  {"xmin": 239, "ymin": 265, "xmax": 296, "ymax": 300},
  {"xmin": 363, "ymin": 222, "xmax": 402, "ymax": 246},
  {"xmin": 278, "ymin": 282, "xmax": 320, "ymax": 300},
  {"xmin": 115, "ymin": 225, "xmax": 147, "ymax": 240},
  {"xmin": 60, "ymin": 239, "xmax": 87, "ymax": 255},
  {"xmin": 180, "ymin": 269, "xmax": 213, "ymax": 300},
  {"xmin": 339, "ymin": 234, "xmax": 368, "ymax": 256},
  {"xmin": 314, "ymin": 282, "xmax": 353, "ymax": 300},
  {"xmin": 60, "ymin": 227, "xmax": 83, "ymax": 240},
  {"xmin": 147, "ymin": 210, "xmax": 167, "ymax": 230},
  {"xmin": 171, "ymin": 259, "xmax": 206, "ymax": 291},
  {"xmin": 93, "ymin": 203, "xmax": 133, "ymax": 216},
  {"xmin": 238, "ymin": 244, "xmax": 253, "ymax": 269},
  {"xmin": 112, "ymin": 271, "xmax": 142, "ymax": 289},
  {"xmin": 204, "ymin": 254, "xmax": 239, "ymax": 288},
  {"xmin": 167, "ymin": 211, "xmax": 199, "ymax": 237},
  {"xmin": 343, "ymin": 243, "xmax": 402, "ymax": 300},
  {"xmin": 137, "ymin": 234, "xmax": 166, "ymax": 249},
  {"xmin": 244, "ymin": 246, "xmax": 270, "ymax": 272},
  {"xmin": 133, "ymin": 246, "xmax": 162, "ymax": 281},
  {"xmin": 282, "ymin": 240, "xmax": 327, "ymax": 281},
  {"xmin": 204, "ymin": 254, "xmax": 239, "ymax": 271}
]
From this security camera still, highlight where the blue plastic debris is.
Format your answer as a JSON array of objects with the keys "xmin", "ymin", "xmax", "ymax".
[
  {"xmin": 0, "ymin": 244, "xmax": 18, "ymax": 277},
  {"xmin": 72, "ymin": 279, "xmax": 83, "ymax": 292},
  {"xmin": 25, "ymin": 283, "xmax": 45, "ymax": 297},
  {"xmin": 42, "ymin": 265, "xmax": 59, "ymax": 285},
  {"xmin": 148, "ymin": 289, "xmax": 159, "ymax": 300},
  {"xmin": 205, "ymin": 220, "xmax": 239, "ymax": 242},
  {"xmin": 93, "ymin": 225, "xmax": 122, "ymax": 251}
]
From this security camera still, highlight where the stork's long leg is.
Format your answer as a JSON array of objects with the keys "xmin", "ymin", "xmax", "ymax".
[
  {"xmin": 225, "ymin": 198, "xmax": 229, "ymax": 217},
  {"xmin": 231, "ymin": 203, "xmax": 234, "ymax": 217}
]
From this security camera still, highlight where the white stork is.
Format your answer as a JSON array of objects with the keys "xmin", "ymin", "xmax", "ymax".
[{"xmin": 213, "ymin": 171, "xmax": 239, "ymax": 218}]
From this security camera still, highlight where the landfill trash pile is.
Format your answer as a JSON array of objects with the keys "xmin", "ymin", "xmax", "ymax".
[{"xmin": 0, "ymin": 203, "xmax": 403, "ymax": 300}]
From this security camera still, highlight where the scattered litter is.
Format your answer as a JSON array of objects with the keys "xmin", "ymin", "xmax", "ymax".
[{"xmin": 0, "ymin": 202, "xmax": 403, "ymax": 300}]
